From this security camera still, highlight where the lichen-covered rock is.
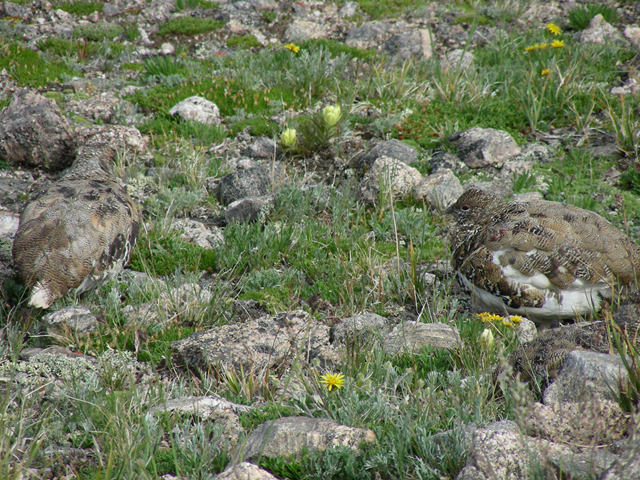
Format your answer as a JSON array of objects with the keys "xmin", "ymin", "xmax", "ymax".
[
  {"xmin": 171, "ymin": 218, "xmax": 224, "ymax": 249},
  {"xmin": 384, "ymin": 321, "xmax": 462, "ymax": 354},
  {"xmin": 44, "ymin": 306, "xmax": 99, "ymax": 339},
  {"xmin": 0, "ymin": 89, "xmax": 75, "ymax": 170},
  {"xmin": 449, "ymin": 127, "xmax": 520, "ymax": 169},
  {"xmin": 413, "ymin": 168, "xmax": 463, "ymax": 210},
  {"xmin": 214, "ymin": 162, "xmax": 288, "ymax": 205},
  {"xmin": 234, "ymin": 416, "xmax": 376, "ymax": 463},
  {"xmin": 171, "ymin": 310, "xmax": 339, "ymax": 373},
  {"xmin": 169, "ymin": 96, "xmax": 221, "ymax": 125},
  {"xmin": 330, "ymin": 312, "xmax": 388, "ymax": 345},
  {"xmin": 520, "ymin": 400, "xmax": 629, "ymax": 445},
  {"xmin": 358, "ymin": 139, "xmax": 419, "ymax": 171},
  {"xmin": 216, "ymin": 462, "xmax": 279, "ymax": 480},
  {"xmin": 224, "ymin": 195, "xmax": 274, "ymax": 223},
  {"xmin": 357, "ymin": 156, "xmax": 423, "ymax": 205},
  {"xmin": 578, "ymin": 14, "xmax": 624, "ymax": 45}
]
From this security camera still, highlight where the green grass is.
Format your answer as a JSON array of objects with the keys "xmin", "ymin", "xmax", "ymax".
[
  {"xmin": 73, "ymin": 23, "xmax": 124, "ymax": 41},
  {"xmin": 55, "ymin": 0, "xmax": 104, "ymax": 16},
  {"xmin": 157, "ymin": 17, "xmax": 225, "ymax": 36},
  {"xmin": 226, "ymin": 34, "xmax": 261, "ymax": 50},
  {"xmin": 568, "ymin": 2, "xmax": 619, "ymax": 31},
  {"xmin": 0, "ymin": 43, "xmax": 76, "ymax": 87}
]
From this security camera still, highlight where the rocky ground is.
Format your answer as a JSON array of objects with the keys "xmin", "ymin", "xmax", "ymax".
[{"xmin": 1, "ymin": 0, "xmax": 640, "ymax": 479}]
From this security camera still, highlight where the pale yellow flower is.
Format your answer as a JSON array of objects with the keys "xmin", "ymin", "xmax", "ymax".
[
  {"xmin": 480, "ymin": 328, "xmax": 495, "ymax": 350},
  {"xmin": 551, "ymin": 39, "xmax": 565, "ymax": 48},
  {"xmin": 322, "ymin": 105, "xmax": 341, "ymax": 126},
  {"xmin": 509, "ymin": 315, "xmax": 523, "ymax": 324},
  {"xmin": 284, "ymin": 43, "xmax": 300, "ymax": 53},
  {"xmin": 541, "ymin": 68, "xmax": 551, "ymax": 76},
  {"xmin": 546, "ymin": 23, "xmax": 562, "ymax": 36},
  {"xmin": 320, "ymin": 372, "xmax": 345, "ymax": 391},
  {"xmin": 280, "ymin": 128, "xmax": 297, "ymax": 147}
]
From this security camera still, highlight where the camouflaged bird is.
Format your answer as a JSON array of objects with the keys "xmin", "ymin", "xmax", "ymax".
[
  {"xmin": 447, "ymin": 188, "xmax": 640, "ymax": 327},
  {"xmin": 12, "ymin": 137, "xmax": 140, "ymax": 309}
]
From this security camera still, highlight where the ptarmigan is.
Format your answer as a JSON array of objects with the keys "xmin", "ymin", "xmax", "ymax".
[
  {"xmin": 12, "ymin": 137, "xmax": 140, "ymax": 309},
  {"xmin": 447, "ymin": 188, "xmax": 640, "ymax": 327}
]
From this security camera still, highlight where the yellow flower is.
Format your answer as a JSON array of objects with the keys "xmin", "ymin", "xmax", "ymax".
[
  {"xmin": 541, "ymin": 68, "xmax": 551, "ymax": 76},
  {"xmin": 284, "ymin": 43, "xmax": 300, "ymax": 53},
  {"xmin": 546, "ymin": 23, "xmax": 562, "ymax": 36},
  {"xmin": 524, "ymin": 43, "xmax": 548, "ymax": 52},
  {"xmin": 322, "ymin": 105, "xmax": 341, "ymax": 126},
  {"xmin": 551, "ymin": 39, "xmax": 565, "ymax": 48},
  {"xmin": 475, "ymin": 312, "xmax": 504, "ymax": 323},
  {"xmin": 509, "ymin": 315, "xmax": 523, "ymax": 324},
  {"xmin": 480, "ymin": 328, "xmax": 495, "ymax": 350},
  {"xmin": 320, "ymin": 372, "xmax": 345, "ymax": 391},
  {"xmin": 280, "ymin": 128, "xmax": 297, "ymax": 147}
]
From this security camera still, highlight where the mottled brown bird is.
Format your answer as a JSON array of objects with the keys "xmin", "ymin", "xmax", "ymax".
[
  {"xmin": 12, "ymin": 138, "xmax": 140, "ymax": 308},
  {"xmin": 447, "ymin": 188, "xmax": 640, "ymax": 327}
]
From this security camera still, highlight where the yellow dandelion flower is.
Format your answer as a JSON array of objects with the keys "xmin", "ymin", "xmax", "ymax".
[
  {"xmin": 541, "ymin": 68, "xmax": 551, "ymax": 76},
  {"xmin": 284, "ymin": 43, "xmax": 300, "ymax": 53},
  {"xmin": 546, "ymin": 23, "xmax": 562, "ymax": 36},
  {"xmin": 320, "ymin": 372, "xmax": 345, "ymax": 391},
  {"xmin": 475, "ymin": 312, "xmax": 504, "ymax": 323},
  {"xmin": 509, "ymin": 315, "xmax": 523, "ymax": 324},
  {"xmin": 524, "ymin": 43, "xmax": 548, "ymax": 52},
  {"xmin": 551, "ymin": 39, "xmax": 565, "ymax": 48}
]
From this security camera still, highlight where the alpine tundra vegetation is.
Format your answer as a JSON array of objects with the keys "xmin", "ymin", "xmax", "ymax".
[{"xmin": 0, "ymin": 0, "xmax": 640, "ymax": 479}]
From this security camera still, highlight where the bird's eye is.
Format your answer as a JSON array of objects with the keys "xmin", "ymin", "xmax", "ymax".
[{"xmin": 462, "ymin": 204, "xmax": 470, "ymax": 211}]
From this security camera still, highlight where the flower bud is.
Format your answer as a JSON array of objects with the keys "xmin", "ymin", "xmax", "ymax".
[
  {"xmin": 281, "ymin": 128, "xmax": 296, "ymax": 147},
  {"xmin": 480, "ymin": 328, "xmax": 494, "ymax": 350},
  {"xmin": 323, "ymin": 105, "xmax": 341, "ymax": 126}
]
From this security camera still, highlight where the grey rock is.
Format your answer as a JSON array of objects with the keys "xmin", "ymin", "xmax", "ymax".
[
  {"xmin": 0, "ymin": 89, "xmax": 75, "ymax": 171},
  {"xmin": 442, "ymin": 49, "xmax": 475, "ymax": 72},
  {"xmin": 382, "ymin": 31, "xmax": 424, "ymax": 60},
  {"xmin": 67, "ymin": 92, "xmax": 133, "ymax": 125},
  {"xmin": 150, "ymin": 395, "xmax": 252, "ymax": 416},
  {"xmin": 469, "ymin": 422, "xmax": 530, "ymax": 480},
  {"xmin": 224, "ymin": 195, "xmax": 273, "ymax": 223},
  {"xmin": 456, "ymin": 466, "xmax": 487, "ymax": 480},
  {"xmin": 413, "ymin": 168, "xmax": 463, "ymax": 210},
  {"xmin": 330, "ymin": 312, "xmax": 388, "ymax": 345},
  {"xmin": 0, "ymin": 237, "xmax": 15, "ymax": 299},
  {"xmin": 429, "ymin": 151, "xmax": 468, "ymax": 174},
  {"xmin": 600, "ymin": 425, "xmax": 640, "ymax": 480},
  {"xmin": 284, "ymin": 20, "xmax": 328, "ymax": 42},
  {"xmin": 520, "ymin": 400, "xmax": 629, "ymax": 445},
  {"xmin": 338, "ymin": 1, "xmax": 359, "ymax": 18},
  {"xmin": 0, "ymin": 1, "xmax": 30, "ymax": 18},
  {"xmin": 358, "ymin": 139, "xmax": 419, "ymax": 171},
  {"xmin": 357, "ymin": 156, "xmax": 423, "ymax": 206},
  {"xmin": 555, "ymin": 351, "xmax": 628, "ymax": 403},
  {"xmin": 171, "ymin": 310, "xmax": 340, "ymax": 373},
  {"xmin": 623, "ymin": 26, "xmax": 640, "ymax": 49},
  {"xmin": 171, "ymin": 218, "xmax": 224, "ymax": 248},
  {"xmin": 449, "ymin": 127, "xmax": 521, "ymax": 169},
  {"xmin": 0, "ymin": 176, "xmax": 31, "ymax": 216},
  {"xmin": 102, "ymin": 3, "xmax": 120, "ymax": 17},
  {"xmin": 384, "ymin": 321, "xmax": 462, "ymax": 354},
  {"xmin": 243, "ymin": 137, "xmax": 280, "ymax": 159},
  {"xmin": 234, "ymin": 416, "xmax": 376, "ymax": 463},
  {"xmin": 160, "ymin": 43, "xmax": 175, "ymax": 55},
  {"xmin": 74, "ymin": 125, "xmax": 147, "ymax": 157},
  {"xmin": 516, "ymin": 318, "xmax": 537, "ymax": 344},
  {"xmin": 169, "ymin": 96, "xmax": 221, "ymax": 125},
  {"xmin": 216, "ymin": 162, "xmax": 288, "ymax": 205},
  {"xmin": 44, "ymin": 306, "xmax": 99, "ymax": 339},
  {"xmin": 345, "ymin": 21, "xmax": 392, "ymax": 49},
  {"xmin": 216, "ymin": 463, "xmax": 278, "ymax": 480},
  {"xmin": 578, "ymin": 14, "xmax": 624, "ymax": 45}
]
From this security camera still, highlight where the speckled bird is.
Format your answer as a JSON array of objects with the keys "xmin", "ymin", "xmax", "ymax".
[
  {"xmin": 12, "ymin": 137, "xmax": 140, "ymax": 309},
  {"xmin": 447, "ymin": 188, "xmax": 640, "ymax": 327}
]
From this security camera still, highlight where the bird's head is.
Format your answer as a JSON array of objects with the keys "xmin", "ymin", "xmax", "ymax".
[{"xmin": 446, "ymin": 187, "xmax": 499, "ymax": 224}]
